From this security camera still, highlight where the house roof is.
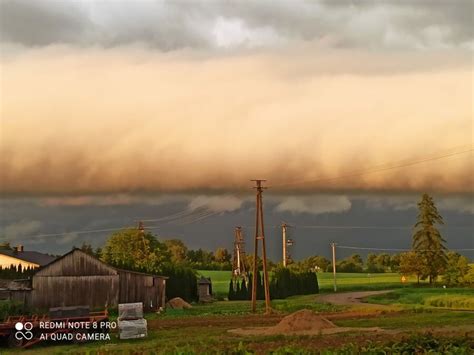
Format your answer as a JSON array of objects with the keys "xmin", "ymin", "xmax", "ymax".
[
  {"xmin": 0, "ymin": 250, "xmax": 57, "ymax": 266},
  {"xmin": 198, "ymin": 276, "xmax": 211, "ymax": 285}
]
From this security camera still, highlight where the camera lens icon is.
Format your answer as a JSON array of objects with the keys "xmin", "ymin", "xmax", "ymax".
[{"xmin": 14, "ymin": 322, "xmax": 34, "ymax": 341}]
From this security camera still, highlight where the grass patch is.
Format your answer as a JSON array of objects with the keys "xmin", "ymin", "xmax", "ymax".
[
  {"xmin": 148, "ymin": 294, "xmax": 344, "ymax": 319},
  {"xmin": 334, "ymin": 310, "xmax": 474, "ymax": 329},
  {"xmin": 198, "ymin": 270, "xmax": 429, "ymax": 298},
  {"xmin": 366, "ymin": 287, "xmax": 474, "ymax": 310}
]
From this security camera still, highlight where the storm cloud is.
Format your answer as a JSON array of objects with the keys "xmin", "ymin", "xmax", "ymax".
[
  {"xmin": 1, "ymin": 0, "xmax": 472, "ymax": 51},
  {"xmin": 0, "ymin": 1, "xmax": 472, "ymax": 196}
]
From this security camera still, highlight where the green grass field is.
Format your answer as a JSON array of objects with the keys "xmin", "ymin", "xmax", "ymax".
[
  {"xmin": 198, "ymin": 270, "xmax": 427, "ymax": 298},
  {"xmin": 366, "ymin": 287, "xmax": 474, "ymax": 310}
]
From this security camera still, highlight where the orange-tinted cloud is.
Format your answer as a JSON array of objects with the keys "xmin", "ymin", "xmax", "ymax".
[{"xmin": 0, "ymin": 46, "xmax": 472, "ymax": 196}]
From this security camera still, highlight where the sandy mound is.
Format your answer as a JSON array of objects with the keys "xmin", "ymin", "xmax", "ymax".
[
  {"xmin": 229, "ymin": 309, "xmax": 383, "ymax": 336},
  {"xmin": 167, "ymin": 297, "xmax": 192, "ymax": 310},
  {"xmin": 271, "ymin": 309, "xmax": 335, "ymax": 333}
]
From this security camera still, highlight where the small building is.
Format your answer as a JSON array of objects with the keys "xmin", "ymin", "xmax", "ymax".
[
  {"xmin": 197, "ymin": 276, "xmax": 212, "ymax": 302},
  {"xmin": 29, "ymin": 249, "xmax": 167, "ymax": 312},
  {"xmin": 0, "ymin": 246, "xmax": 56, "ymax": 270}
]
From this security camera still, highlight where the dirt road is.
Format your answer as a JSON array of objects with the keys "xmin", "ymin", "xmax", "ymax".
[{"xmin": 317, "ymin": 290, "xmax": 394, "ymax": 306}]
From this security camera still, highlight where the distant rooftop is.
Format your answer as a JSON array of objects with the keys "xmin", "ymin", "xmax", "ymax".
[{"xmin": 0, "ymin": 250, "xmax": 57, "ymax": 266}]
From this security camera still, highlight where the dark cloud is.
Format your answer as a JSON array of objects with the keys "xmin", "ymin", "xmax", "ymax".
[
  {"xmin": 0, "ymin": 0, "xmax": 472, "ymax": 50},
  {"xmin": 0, "ymin": 195, "xmax": 472, "ymax": 259},
  {"xmin": 0, "ymin": 0, "xmax": 88, "ymax": 46}
]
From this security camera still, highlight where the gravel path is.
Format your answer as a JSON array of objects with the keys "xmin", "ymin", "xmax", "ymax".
[{"xmin": 317, "ymin": 290, "xmax": 394, "ymax": 306}]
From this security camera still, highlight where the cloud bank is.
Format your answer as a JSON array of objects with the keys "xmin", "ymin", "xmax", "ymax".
[
  {"xmin": 0, "ymin": 46, "xmax": 471, "ymax": 196},
  {"xmin": 0, "ymin": 1, "xmax": 472, "ymax": 197}
]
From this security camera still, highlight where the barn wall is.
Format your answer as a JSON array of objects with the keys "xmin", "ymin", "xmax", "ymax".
[
  {"xmin": 118, "ymin": 271, "xmax": 165, "ymax": 311},
  {"xmin": 35, "ymin": 250, "xmax": 117, "ymax": 277},
  {"xmin": 31, "ymin": 275, "xmax": 119, "ymax": 310},
  {"xmin": 9, "ymin": 290, "xmax": 32, "ymax": 307}
]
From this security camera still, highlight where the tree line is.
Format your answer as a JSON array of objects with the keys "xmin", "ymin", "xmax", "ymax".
[
  {"xmin": 284, "ymin": 194, "xmax": 473, "ymax": 286},
  {"xmin": 0, "ymin": 264, "xmax": 37, "ymax": 279}
]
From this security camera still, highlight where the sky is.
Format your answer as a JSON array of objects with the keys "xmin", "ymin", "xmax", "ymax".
[{"xmin": 0, "ymin": 0, "xmax": 472, "ymax": 259}]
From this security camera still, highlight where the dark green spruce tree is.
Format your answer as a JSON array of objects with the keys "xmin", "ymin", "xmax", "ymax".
[
  {"xmin": 412, "ymin": 193, "xmax": 447, "ymax": 284},
  {"xmin": 228, "ymin": 279, "xmax": 235, "ymax": 300}
]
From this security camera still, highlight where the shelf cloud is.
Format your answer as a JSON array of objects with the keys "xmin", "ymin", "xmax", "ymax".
[
  {"xmin": 0, "ymin": 46, "xmax": 472, "ymax": 196},
  {"xmin": 0, "ymin": 1, "xmax": 472, "ymax": 197}
]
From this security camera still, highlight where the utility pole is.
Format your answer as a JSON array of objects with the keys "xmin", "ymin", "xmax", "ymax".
[
  {"xmin": 282, "ymin": 223, "xmax": 287, "ymax": 267},
  {"xmin": 331, "ymin": 242, "xmax": 337, "ymax": 292},
  {"xmin": 232, "ymin": 226, "xmax": 246, "ymax": 278},
  {"xmin": 281, "ymin": 223, "xmax": 294, "ymax": 267},
  {"xmin": 251, "ymin": 179, "xmax": 271, "ymax": 314},
  {"xmin": 138, "ymin": 221, "xmax": 145, "ymax": 235}
]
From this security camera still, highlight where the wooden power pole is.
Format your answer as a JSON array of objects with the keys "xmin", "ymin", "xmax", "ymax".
[
  {"xmin": 282, "ymin": 223, "xmax": 288, "ymax": 267},
  {"xmin": 232, "ymin": 226, "xmax": 246, "ymax": 278},
  {"xmin": 138, "ymin": 221, "xmax": 145, "ymax": 235},
  {"xmin": 251, "ymin": 179, "xmax": 271, "ymax": 314},
  {"xmin": 331, "ymin": 242, "xmax": 337, "ymax": 292},
  {"xmin": 281, "ymin": 223, "xmax": 294, "ymax": 267}
]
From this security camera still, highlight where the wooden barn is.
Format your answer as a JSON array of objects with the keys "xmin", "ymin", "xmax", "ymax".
[{"xmin": 30, "ymin": 249, "xmax": 167, "ymax": 312}]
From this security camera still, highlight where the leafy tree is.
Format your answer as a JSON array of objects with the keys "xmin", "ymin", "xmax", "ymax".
[
  {"xmin": 443, "ymin": 252, "xmax": 470, "ymax": 286},
  {"xmin": 80, "ymin": 242, "xmax": 94, "ymax": 256},
  {"xmin": 376, "ymin": 253, "xmax": 391, "ymax": 270},
  {"xmin": 215, "ymin": 248, "xmax": 231, "ymax": 263},
  {"xmin": 399, "ymin": 251, "xmax": 425, "ymax": 283},
  {"xmin": 95, "ymin": 247, "xmax": 103, "ymax": 259},
  {"xmin": 292, "ymin": 255, "xmax": 330, "ymax": 272},
  {"xmin": 366, "ymin": 253, "xmax": 384, "ymax": 273},
  {"xmin": 101, "ymin": 228, "xmax": 170, "ymax": 273},
  {"xmin": 390, "ymin": 254, "xmax": 401, "ymax": 272},
  {"xmin": 165, "ymin": 239, "xmax": 188, "ymax": 264},
  {"xmin": 463, "ymin": 265, "xmax": 474, "ymax": 286},
  {"xmin": 245, "ymin": 254, "xmax": 261, "ymax": 272},
  {"xmin": 336, "ymin": 254, "xmax": 364, "ymax": 273},
  {"xmin": 412, "ymin": 194, "xmax": 447, "ymax": 283}
]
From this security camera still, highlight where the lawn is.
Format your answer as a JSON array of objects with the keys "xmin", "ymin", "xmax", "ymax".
[
  {"xmin": 365, "ymin": 287, "xmax": 474, "ymax": 310},
  {"xmin": 198, "ymin": 270, "xmax": 426, "ymax": 298}
]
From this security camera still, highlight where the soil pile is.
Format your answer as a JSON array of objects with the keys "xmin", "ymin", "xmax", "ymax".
[
  {"xmin": 167, "ymin": 297, "xmax": 192, "ymax": 310},
  {"xmin": 270, "ymin": 309, "xmax": 335, "ymax": 333},
  {"xmin": 228, "ymin": 309, "xmax": 383, "ymax": 336}
]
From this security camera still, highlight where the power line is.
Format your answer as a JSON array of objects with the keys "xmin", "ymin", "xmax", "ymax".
[
  {"xmin": 296, "ymin": 225, "xmax": 472, "ymax": 230},
  {"xmin": 22, "ymin": 224, "xmax": 164, "ymax": 239},
  {"xmin": 336, "ymin": 245, "xmax": 474, "ymax": 252},
  {"xmin": 272, "ymin": 145, "xmax": 472, "ymax": 188},
  {"xmin": 241, "ymin": 225, "xmax": 472, "ymax": 230}
]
